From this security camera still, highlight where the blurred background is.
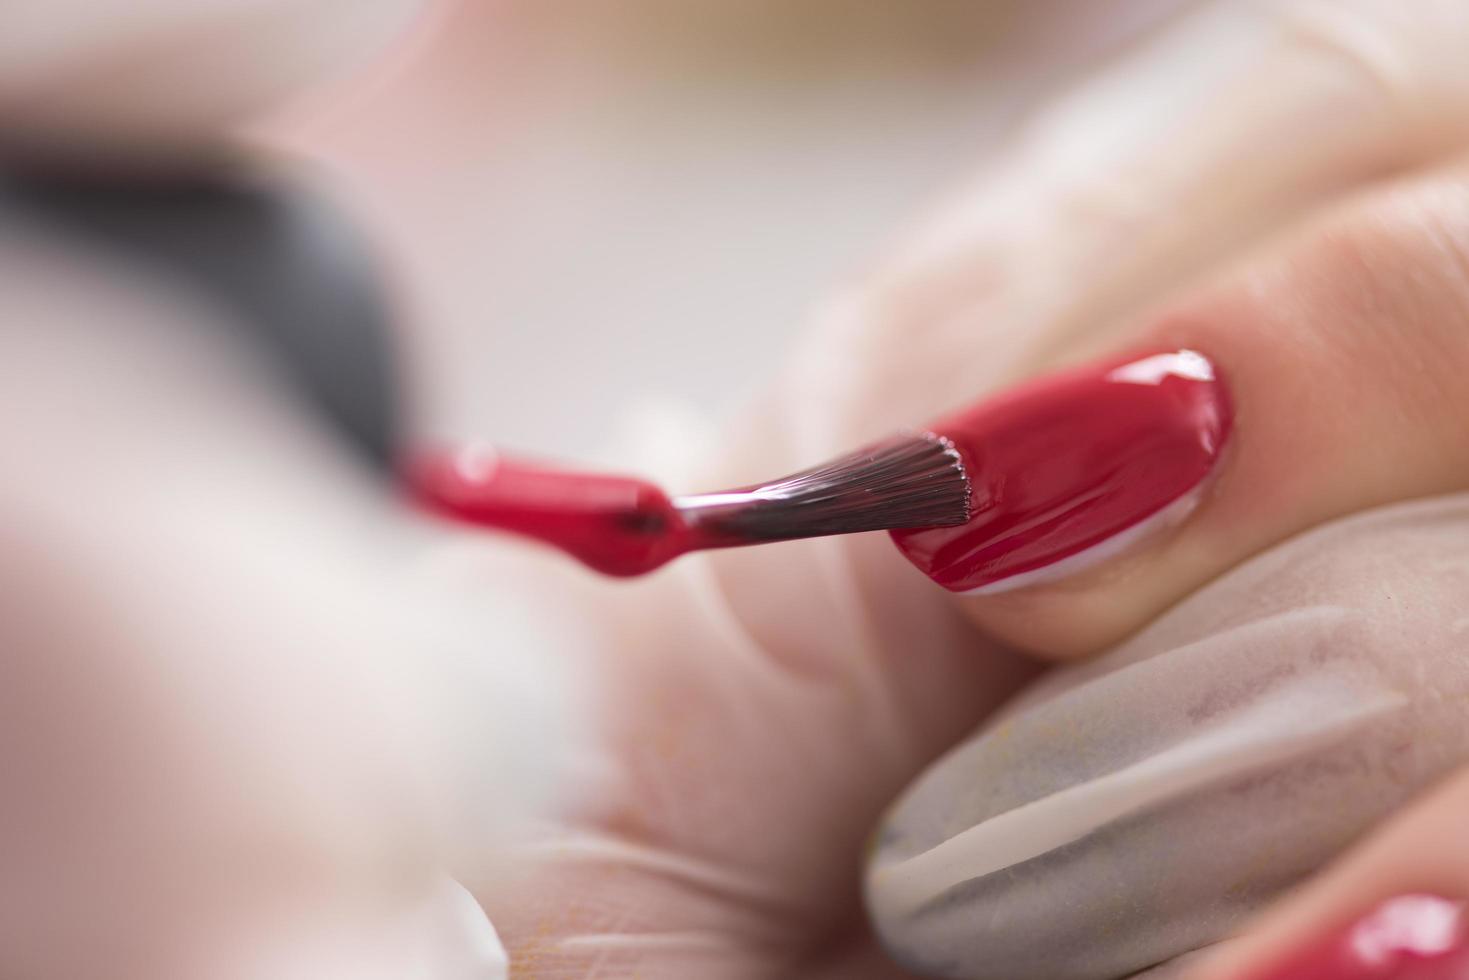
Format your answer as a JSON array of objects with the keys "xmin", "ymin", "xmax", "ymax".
[{"xmin": 254, "ymin": 0, "xmax": 1196, "ymax": 463}]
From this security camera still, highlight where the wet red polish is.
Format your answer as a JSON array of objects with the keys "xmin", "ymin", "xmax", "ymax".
[
  {"xmin": 1241, "ymin": 894, "xmax": 1469, "ymax": 980},
  {"xmin": 406, "ymin": 446, "xmax": 692, "ymax": 576},
  {"xmin": 891, "ymin": 349, "xmax": 1232, "ymax": 594}
]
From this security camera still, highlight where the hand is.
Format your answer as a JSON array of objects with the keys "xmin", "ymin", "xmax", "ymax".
[{"xmin": 475, "ymin": 1, "xmax": 1469, "ymax": 977}]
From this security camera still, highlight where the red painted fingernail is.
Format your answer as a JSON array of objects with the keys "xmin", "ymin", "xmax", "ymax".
[
  {"xmin": 890, "ymin": 349, "xmax": 1231, "ymax": 593},
  {"xmin": 1241, "ymin": 894, "xmax": 1469, "ymax": 980}
]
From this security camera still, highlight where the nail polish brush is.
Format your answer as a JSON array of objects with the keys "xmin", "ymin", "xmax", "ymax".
[
  {"xmin": 407, "ymin": 432, "xmax": 971, "ymax": 576},
  {"xmin": 408, "ymin": 349, "xmax": 1231, "ymax": 588}
]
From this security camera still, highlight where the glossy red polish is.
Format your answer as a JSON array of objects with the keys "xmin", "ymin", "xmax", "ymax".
[
  {"xmin": 891, "ymin": 349, "xmax": 1232, "ymax": 594},
  {"xmin": 1240, "ymin": 894, "xmax": 1469, "ymax": 980}
]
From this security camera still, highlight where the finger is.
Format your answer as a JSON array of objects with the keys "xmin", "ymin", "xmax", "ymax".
[
  {"xmin": 1186, "ymin": 768, "xmax": 1469, "ymax": 980},
  {"xmin": 718, "ymin": 0, "xmax": 1469, "ymax": 667},
  {"xmin": 889, "ymin": 155, "xmax": 1469, "ymax": 657}
]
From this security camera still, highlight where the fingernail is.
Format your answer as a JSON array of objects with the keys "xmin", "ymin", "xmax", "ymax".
[
  {"xmin": 1241, "ymin": 894, "xmax": 1469, "ymax": 980},
  {"xmin": 891, "ymin": 349, "xmax": 1231, "ymax": 593}
]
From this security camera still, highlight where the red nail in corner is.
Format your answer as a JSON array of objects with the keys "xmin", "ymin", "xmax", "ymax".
[
  {"xmin": 1241, "ymin": 894, "xmax": 1469, "ymax": 980},
  {"xmin": 891, "ymin": 349, "xmax": 1232, "ymax": 594}
]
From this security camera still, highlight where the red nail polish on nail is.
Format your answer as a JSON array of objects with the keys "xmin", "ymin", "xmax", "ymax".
[
  {"xmin": 890, "ymin": 349, "xmax": 1231, "ymax": 594},
  {"xmin": 1243, "ymin": 894, "xmax": 1469, "ymax": 980}
]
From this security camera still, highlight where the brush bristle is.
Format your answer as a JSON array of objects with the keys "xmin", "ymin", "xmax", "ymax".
[{"xmin": 676, "ymin": 432, "xmax": 971, "ymax": 542}]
